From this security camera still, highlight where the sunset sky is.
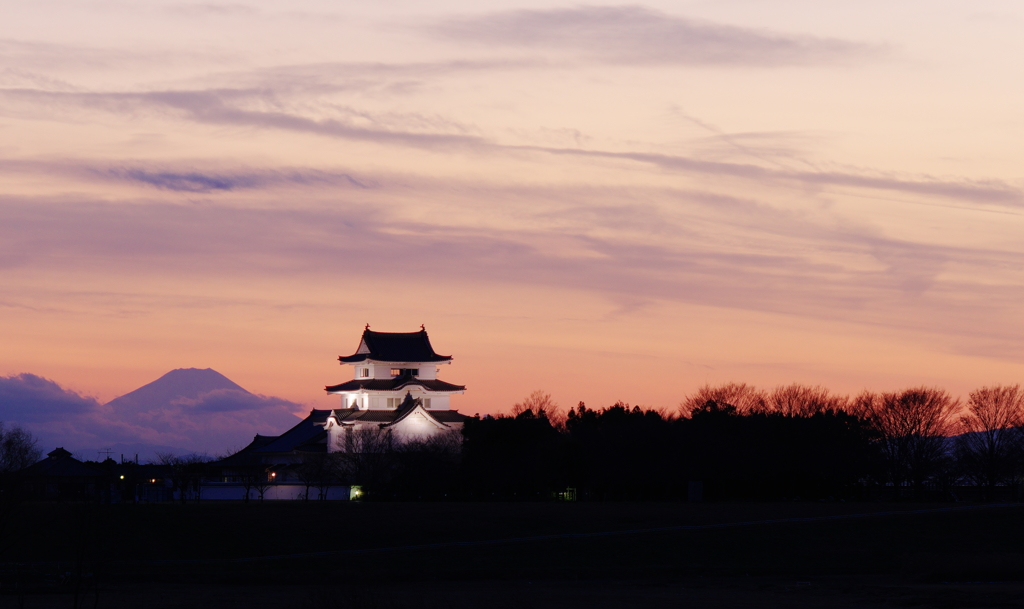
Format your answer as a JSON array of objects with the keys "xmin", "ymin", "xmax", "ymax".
[{"xmin": 3, "ymin": 1, "xmax": 1024, "ymax": 454}]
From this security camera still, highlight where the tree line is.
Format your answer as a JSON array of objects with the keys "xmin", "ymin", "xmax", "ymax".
[
  {"xmin": 341, "ymin": 384, "xmax": 1024, "ymax": 501},
  {"xmin": 6, "ymin": 381, "xmax": 1024, "ymax": 503}
]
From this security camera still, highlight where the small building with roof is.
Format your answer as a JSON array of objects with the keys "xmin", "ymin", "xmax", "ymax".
[
  {"xmin": 18, "ymin": 448, "xmax": 109, "ymax": 501},
  {"xmin": 203, "ymin": 409, "xmax": 345, "ymax": 500}
]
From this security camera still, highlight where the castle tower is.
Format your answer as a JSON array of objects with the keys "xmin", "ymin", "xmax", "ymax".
[{"xmin": 322, "ymin": 326, "xmax": 469, "ymax": 448}]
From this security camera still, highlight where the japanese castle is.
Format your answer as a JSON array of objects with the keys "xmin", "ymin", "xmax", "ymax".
[
  {"xmin": 207, "ymin": 326, "xmax": 470, "ymax": 499},
  {"xmin": 321, "ymin": 326, "xmax": 469, "ymax": 443}
]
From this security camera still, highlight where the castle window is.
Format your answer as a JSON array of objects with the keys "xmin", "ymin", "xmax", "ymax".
[
  {"xmin": 387, "ymin": 398, "xmax": 401, "ymax": 409},
  {"xmin": 360, "ymin": 368, "xmax": 369, "ymax": 378},
  {"xmin": 390, "ymin": 368, "xmax": 401, "ymax": 376},
  {"xmin": 423, "ymin": 398, "xmax": 432, "ymax": 409}
]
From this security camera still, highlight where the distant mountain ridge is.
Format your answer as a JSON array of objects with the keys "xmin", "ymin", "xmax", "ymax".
[
  {"xmin": 3, "ymin": 367, "xmax": 303, "ymax": 462},
  {"xmin": 106, "ymin": 368, "xmax": 249, "ymax": 411}
]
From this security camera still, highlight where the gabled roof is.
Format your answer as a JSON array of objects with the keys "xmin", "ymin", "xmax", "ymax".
[
  {"xmin": 388, "ymin": 393, "xmax": 445, "ymax": 428},
  {"xmin": 211, "ymin": 434, "xmax": 278, "ymax": 466},
  {"xmin": 253, "ymin": 410, "xmax": 331, "ymax": 453},
  {"xmin": 324, "ymin": 374, "xmax": 466, "ymax": 394},
  {"xmin": 293, "ymin": 431, "xmax": 328, "ymax": 453},
  {"xmin": 211, "ymin": 411, "xmax": 331, "ymax": 466},
  {"xmin": 338, "ymin": 328, "xmax": 452, "ymax": 363}
]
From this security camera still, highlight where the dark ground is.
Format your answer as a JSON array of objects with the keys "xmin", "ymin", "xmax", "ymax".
[{"xmin": 2, "ymin": 500, "xmax": 1023, "ymax": 608}]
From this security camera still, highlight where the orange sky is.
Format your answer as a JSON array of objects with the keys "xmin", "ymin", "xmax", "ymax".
[{"xmin": 3, "ymin": 1, "xmax": 1024, "ymax": 434}]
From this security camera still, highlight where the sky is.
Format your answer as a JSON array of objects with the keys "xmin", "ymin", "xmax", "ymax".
[{"xmin": 3, "ymin": 1, "xmax": 1024, "ymax": 454}]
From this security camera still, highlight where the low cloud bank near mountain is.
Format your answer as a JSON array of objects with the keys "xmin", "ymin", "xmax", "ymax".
[{"xmin": 0, "ymin": 369, "xmax": 303, "ymax": 461}]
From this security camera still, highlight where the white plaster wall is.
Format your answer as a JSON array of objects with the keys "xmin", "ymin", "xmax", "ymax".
[
  {"xmin": 200, "ymin": 484, "xmax": 351, "ymax": 501},
  {"xmin": 329, "ymin": 390, "xmax": 455, "ymax": 411},
  {"xmin": 354, "ymin": 362, "xmax": 445, "ymax": 379},
  {"xmin": 416, "ymin": 365, "xmax": 439, "ymax": 380},
  {"xmin": 329, "ymin": 390, "xmax": 364, "ymax": 409}
]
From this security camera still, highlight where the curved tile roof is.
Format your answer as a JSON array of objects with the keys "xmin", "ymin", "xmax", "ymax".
[
  {"xmin": 327, "ymin": 405, "xmax": 470, "ymax": 426},
  {"xmin": 324, "ymin": 376, "xmax": 466, "ymax": 393},
  {"xmin": 338, "ymin": 328, "xmax": 453, "ymax": 363}
]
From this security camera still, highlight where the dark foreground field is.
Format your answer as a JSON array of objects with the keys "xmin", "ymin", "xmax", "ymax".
[{"xmin": 2, "ymin": 500, "xmax": 1023, "ymax": 608}]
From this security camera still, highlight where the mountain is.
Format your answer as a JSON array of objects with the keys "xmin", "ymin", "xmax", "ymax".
[
  {"xmin": 106, "ymin": 368, "xmax": 249, "ymax": 411},
  {"xmin": 3, "ymin": 368, "xmax": 305, "ymax": 463},
  {"xmin": 100, "ymin": 367, "xmax": 304, "ymax": 458}
]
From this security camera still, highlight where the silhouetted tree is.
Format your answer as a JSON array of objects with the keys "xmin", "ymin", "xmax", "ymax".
[
  {"xmin": 232, "ymin": 455, "xmax": 268, "ymax": 503},
  {"xmin": 678, "ymin": 401, "xmax": 875, "ymax": 500},
  {"xmin": 461, "ymin": 410, "xmax": 568, "ymax": 499},
  {"xmin": 955, "ymin": 385, "xmax": 1024, "ymax": 496},
  {"xmin": 0, "ymin": 422, "xmax": 40, "ymax": 559},
  {"xmin": 566, "ymin": 402, "xmax": 675, "ymax": 499},
  {"xmin": 688, "ymin": 399, "xmax": 738, "ymax": 419},
  {"xmin": 295, "ymin": 453, "xmax": 338, "ymax": 501},
  {"xmin": 157, "ymin": 453, "xmax": 211, "ymax": 503},
  {"xmin": 760, "ymin": 384, "xmax": 849, "ymax": 416},
  {"xmin": 389, "ymin": 430, "xmax": 462, "ymax": 499},
  {"xmin": 679, "ymin": 383, "xmax": 765, "ymax": 416},
  {"xmin": 862, "ymin": 387, "xmax": 958, "ymax": 494},
  {"xmin": 0, "ymin": 422, "xmax": 41, "ymax": 473},
  {"xmin": 512, "ymin": 390, "xmax": 564, "ymax": 428},
  {"xmin": 334, "ymin": 427, "xmax": 399, "ymax": 496}
]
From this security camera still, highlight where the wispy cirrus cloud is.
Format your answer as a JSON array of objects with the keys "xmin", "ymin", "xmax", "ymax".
[
  {"xmin": 2, "ymin": 192, "xmax": 1022, "ymax": 344},
  {"xmin": 103, "ymin": 167, "xmax": 372, "ymax": 192},
  {"xmin": 427, "ymin": 6, "xmax": 882, "ymax": 66},
  {"xmin": 0, "ymin": 87, "xmax": 487, "ymax": 151},
  {"xmin": 0, "ymin": 38, "xmax": 238, "ymax": 77},
  {"xmin": 164, "ymin": 3, "xmax": 257, "ymax": 17},
  {"xmin": 190, "ymin": 58, "xmax": 545, "ymax": 98},
  {"xmin": 0, "ymin": 158, "xmax": 375, "ymax": 193},
  {"xmin": 2, "ymin": 81, "xmax": 1019, "ymax": 208},
  {"xmin": 526, "ymin": 146, "xmax": 1024, "ymax": 207}
]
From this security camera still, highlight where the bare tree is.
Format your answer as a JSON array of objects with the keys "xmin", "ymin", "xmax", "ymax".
[
  {"xmin": 760, "ymin": 384, "xmax": 849, "ymax": 417},
  {"xmin": 391, "ymin": 429, "xmax": 463, "ymax": 499},
  {"xmin": 863, "ymin": 387, "xmax": 959, "ymax": 493},
  {"xmin": 512, "ymin": 390, "xmax": 564, "ymax": 427},
  {"xmin": 955, "ymin": 385, "xmax": 1024, "ymax": 494},
  {"xmin": 847, "ymin": 390, "xmax": 877, "ymax": 420},
  {"xmin": 250, "ymin": 467, "xmax": 275, "ymax": 502},
  {"xmin": 0, "ymin": 422, "xmax": 41, "ymax": 558},
  {"xmin": 157, "ymin": 453, "xmax": 211, "ymax": 504},
  {"xmin": 679, "ymin": 383, "xmax": 766, "ymax": 417},
  {"xmin": 0, "ymin": 422, "xmax": 41, "ymax": 473},
  {"xmin": 335, "ymin": 426, "xmax": 398, "ymax": 491},
  {"xmin": 234, "ymin": 463, "xmax": 263, "ymax": 503},
  {"xmin": 401, "ymin": 429, "xmax": 463, "ymax": 456},
  {"xmin": 295, "ymin": 453, "xmax": 338, "ymax": 501}
]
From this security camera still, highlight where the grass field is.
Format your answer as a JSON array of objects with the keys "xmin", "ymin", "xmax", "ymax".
[{"xmin": 2, "ymin": 500, "xmax": 1023, "ymax": 608}]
